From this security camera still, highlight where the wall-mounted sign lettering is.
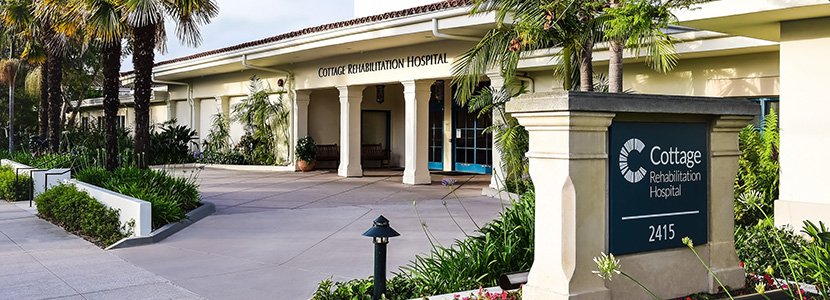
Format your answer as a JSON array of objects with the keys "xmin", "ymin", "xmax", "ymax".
[
  {"xmin": 608, "ymin": 122, "xmax": 709, "ymax": 255},
  {"xmin": 318, "ymin": 53, "xmax": 449, "ymax": 78}
]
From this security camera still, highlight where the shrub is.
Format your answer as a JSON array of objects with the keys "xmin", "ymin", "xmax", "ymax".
[
  {"xmin": 0, "ymin": 165, "xmax": 32, "ymax": 201},
  {"xmin": 735, "ymin": 215, "xmax": 805, "ymax": 276},
  {"xmin": 35, "ymin": 184, "xmax": 129, "ymax": 247},
  {"xmin": 312, "ymin": 191, "xmax": 535, "ymax": 299},
  {"xmin": 150, "ymin": 120, "xmax": 198, "ymax": 165},
  {"xmin": 313, "ymin": 276, "xmax": 417, "ymax": 300},
  {"xmin": 296, "ymin": 136, "xmax": 317, "ymax": 162},
  {"xmin": 75, "ymin": 167, "xmax": 201, "ymax": 229},
  {"xmin": 734, "ymin": 110, "xmax": 779, "ymax": 228},
  {"xmin": 797, "ymin": 221, "xmax": 830, "ymax": 289}
]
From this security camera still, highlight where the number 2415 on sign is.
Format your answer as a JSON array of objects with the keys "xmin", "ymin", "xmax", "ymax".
[{"xmin": 649, "ymin": 224, "xmax": 675, "ymax": 242}]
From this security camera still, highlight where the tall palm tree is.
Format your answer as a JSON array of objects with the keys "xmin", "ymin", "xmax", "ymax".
[
  {"xmin": 123, "ymin": 0, "xmax": 218, "ymax": 168},
  {"xmin": 71, "ymin": 0, "xmax": 125, "ymax": 170},
  {"xmin": 604, "ymin": 0, "xmax": 706, "ymax": 93},
  {"xmin": 0, "ymin": 0, "xmax": 38, "ymax": 150},
  {"xmin": 31, "ymin": 0, "xmax": 79, "ymax": 152}
]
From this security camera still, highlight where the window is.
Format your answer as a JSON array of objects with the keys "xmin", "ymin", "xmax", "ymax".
[{"xmin": 751, "ymin": 97, "xmax": 780, "ymax": 131}]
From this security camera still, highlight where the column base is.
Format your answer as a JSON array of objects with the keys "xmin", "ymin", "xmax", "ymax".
[
  {"xmin": 523, "ymin": 284, "xmax": 610, "ymax": 300},
  {"xmin": 403, "ymin": 169, "xmax": 431, "ymax": 185},
  {"xmin": 338, "ymin": 164, "xmax": 363, "ymax": 177},
  {"xmin": 775, "ymin": 199, "xmax": 830, "ymax": 230}
]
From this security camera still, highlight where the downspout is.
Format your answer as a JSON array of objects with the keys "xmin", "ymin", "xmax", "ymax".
[
  {"xmin": 241, "ymin": 54, "xmax": 296, "ymax": 164},
  {"xmin": 431, "ymin": 18, "xmax": 480, "ymax": 42},
  {"xmin": 151, "ymin": 74, "xmax": 194, "ymax": 140},
  {"xmin": 515, "ymin": 75, "xmax": 535, "ymax": 93}
]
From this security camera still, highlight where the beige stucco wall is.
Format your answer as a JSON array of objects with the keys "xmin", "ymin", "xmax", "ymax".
[
  {"xmin": 776, "ymin": 17, "xmax": 830, "ymax": 228},
  {"xmin": 525, "ymin": 51, "xmax": 779, "ymax": 98},
  {"xmin": 308, "ymin": 89, "xmax": 341, "ymax": 147},
  {"xmin": 291, "ymin": 41, "xmax": 467, "ymax": 90},
  {"xmin": 149, "ymin": 104, "xmax": 168, "ymax": 127}
]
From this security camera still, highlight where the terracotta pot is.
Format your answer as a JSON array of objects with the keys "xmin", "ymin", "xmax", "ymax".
[{"xmin": 297, "ymin": 160, "xmax": 316, "ymax": 172}]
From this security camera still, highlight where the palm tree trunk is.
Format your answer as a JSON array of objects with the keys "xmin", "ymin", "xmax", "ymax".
[
  {"xmin": 47, "ymin": 52, "xmax": 63, "ymax": 153},
  {"xmin": 39, "ymin": 61, "xmax": 48, "ymax": 139},
  {"xmin": 8, "ymin": 84, "xmax": 14, "ymax": 153},
  {"xmin": 579, "ymin": 40, "xmax": 594, "ymax": 92},
  {"xmin": 102, "ymin": 41, "xmax": 121, "ymax": 170},
  {"xmin": 608, "ymin": 0, "xmax": 623, "ymax": 93},
  {"xmin": 609, "ymin": 39, "xmax": 623, "ymax": 93},
  {"xmin": 563, "ymin": 47, "xmax": 573, "ymax": 91},
  {"xmin": 132, "ymin": 24, "xmax": 156, "ymax": 168}
]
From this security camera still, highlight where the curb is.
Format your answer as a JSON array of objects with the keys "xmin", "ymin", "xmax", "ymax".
[
  {"xmin": 106, "ymin": 201, "xmax": 216, "ymax": 250},
  {"xmin": 480, "ymin": 187, "xmax": 521, "ymax": 203},
  {"xmin": 150, "ymin": 163, "xmax": 295, "ymax": 172}
]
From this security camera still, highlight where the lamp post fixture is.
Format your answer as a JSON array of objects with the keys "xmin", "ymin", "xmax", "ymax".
[{"xmin": 362, "ymin": 215, "xmax": 400, "ymax": 300}]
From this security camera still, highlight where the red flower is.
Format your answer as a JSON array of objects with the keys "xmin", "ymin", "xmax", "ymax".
[{"xmin": 739, "ymin": 261, "xmax": 744, "ymax": 268}]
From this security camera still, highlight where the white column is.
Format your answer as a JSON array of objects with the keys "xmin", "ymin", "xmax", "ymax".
[
  {"xmin": 487, "ymin": 72, "xmax": 507, "ymax": 189},
  {"xmin": 337, "ymin": 86, "xmax": 363, "ymax": 177},
  {"xmin": 293, "ymin": 90, "xmax": 312, "ymax": 163},
  {"xmin": 192, "ymin": 99, "xmax": 201, "ymax": 140},
  {"xmin": 402, "ymin": 80, "xmax": 432, "ymax": 185}
]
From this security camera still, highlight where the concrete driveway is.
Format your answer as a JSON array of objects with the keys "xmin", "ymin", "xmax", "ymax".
[{"xmin": 111, "ymin": 167, "xmax": 509, "ymax": 299}]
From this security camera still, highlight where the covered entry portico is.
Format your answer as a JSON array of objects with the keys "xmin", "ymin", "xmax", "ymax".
[{"xmin": 295, "ymin": 77, "xmax": 492, "ymax": 185}]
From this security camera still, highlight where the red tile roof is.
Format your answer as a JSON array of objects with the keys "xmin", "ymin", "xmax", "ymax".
[{"xmin": 128, "ymin": 0, "xmax": 472, "ymax": 76}]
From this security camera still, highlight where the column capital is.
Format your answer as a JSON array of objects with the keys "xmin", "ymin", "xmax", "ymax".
[
  {"xmin": 336, "ymin": 85, "xmax": 364, "ymax": 102},
  {"xmin": 295, "ymin": 90, "xmax": 312, "ymax": 102},
  {"xmin": 400, "ymin": 80, "xmax": 432, "ymax": 94}
]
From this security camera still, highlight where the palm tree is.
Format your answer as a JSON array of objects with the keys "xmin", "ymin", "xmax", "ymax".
[
  {"xmin": 123, "ymin": 0, "xmax": 218, "ymax": 168},
  {"xmin": 31, "ymin": 0, "xmax": 79, "ymax": 152},
  {"xmin": 0, "ymin": 58, "xmax": 20, "ymax": 152},
  {"xmin": 604, "ymin": 0, "xmax": 706, "ymax": 93},
  {"xmin": 457, "ymin": 0, "xmax": 607, "ymax": 99},
  {"xmin": 0, "ymin": 0, "xmax": 36, "ymax": 150},
  {"xmin": 71, "ymin": 0, "xmax": 126, "ymax": 170}
]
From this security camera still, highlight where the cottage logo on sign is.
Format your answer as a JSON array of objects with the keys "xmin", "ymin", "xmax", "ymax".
[
  {"xmin": 619, "ymin": 138, "xmax": 648, "ymax": 183},
  {"xmin": 617, "ymin": 137, "xmax": 705, "ymax": 199}
]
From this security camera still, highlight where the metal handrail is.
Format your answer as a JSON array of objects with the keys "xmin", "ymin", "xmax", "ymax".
[
  {"xmin": 43, "ymin": 169, "xmax": 71, "ymax": 191},
  {"xmin": 14, "ymin": 167, "xmax": 44, "ymax": 207},
  {"xmin": 40, "ymin": 169, "xmax": 71, "ymax": 207}
]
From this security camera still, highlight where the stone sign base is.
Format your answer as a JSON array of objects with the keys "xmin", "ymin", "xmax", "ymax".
[{"xmin": 506, "ymin": 92, "xmax": 757, "ymax": 300}]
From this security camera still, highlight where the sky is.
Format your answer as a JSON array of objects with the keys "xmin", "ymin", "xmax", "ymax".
[{"xmin": 121, "ymin": 0, "xmax": 355, "ymax": 72}]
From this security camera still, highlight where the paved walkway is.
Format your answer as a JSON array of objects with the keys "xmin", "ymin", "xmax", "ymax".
[
  {"xmin": 112, "ymin": 168, "xmax": 508, "ymax": 299},
  {"xmin": 0, "ymin": 202, "xmax": 202, "ymax": 300}
]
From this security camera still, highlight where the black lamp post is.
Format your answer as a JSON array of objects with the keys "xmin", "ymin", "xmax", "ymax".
[{"xmin": 362, "ymin": 215, "xmax": 400, "ymax": 300}]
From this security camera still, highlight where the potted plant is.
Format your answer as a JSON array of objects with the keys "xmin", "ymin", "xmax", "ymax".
[{"xmin": 296, "ymin": 136, "xmax": 317, "ymax": 172}]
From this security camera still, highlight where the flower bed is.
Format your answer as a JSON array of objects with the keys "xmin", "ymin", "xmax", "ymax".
[
  {"xmin": 74, "ymin": 167, "xmax": 201, "ymax": 230},
  {"xmin": 35, "ymin": 184, "xmax": 130, "ymax": 247}
]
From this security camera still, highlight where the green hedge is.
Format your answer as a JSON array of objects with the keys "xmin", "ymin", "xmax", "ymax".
[
  {"xmin": 0, "ymin": 165, "xmax": 32, "ymax": 202},
  {"xmin": 35, "ymin": 184, "xmax": 129, "ymax": 247},
  {"xmin": 74, "ymin": 167, "xmax": 201, "ymax": 229}
]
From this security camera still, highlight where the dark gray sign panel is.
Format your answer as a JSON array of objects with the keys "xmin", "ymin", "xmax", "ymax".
[{"xmin": 609, "ymin": 122, "xmax": 708, "ymax": 255}]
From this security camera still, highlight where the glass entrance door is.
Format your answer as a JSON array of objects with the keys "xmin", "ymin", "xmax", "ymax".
[
  {"xmin": 453, "ymin": 103, "xmax": 492, "ymax": 174},
  {"xmin": 428, "ymin": 82, "xmax": 445, "ymax": 170}
]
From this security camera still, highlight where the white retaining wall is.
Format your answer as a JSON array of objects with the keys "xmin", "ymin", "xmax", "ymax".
[
  {"xmin": 67, "ymin": 179, "xmax": 152, "ymax": 238},
  {"xmin": 1, "ymin": 159, "xmax": 71, "ymax": 198}
]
